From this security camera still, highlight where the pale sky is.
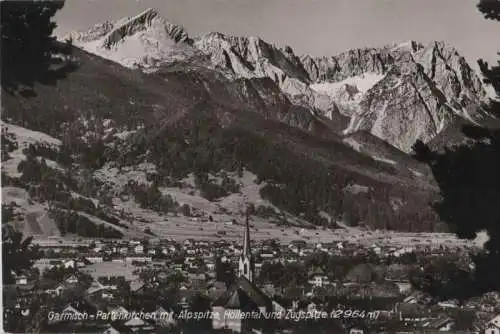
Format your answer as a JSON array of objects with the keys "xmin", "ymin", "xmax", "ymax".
[{"xmin": 55, "ymin": 0, "xmax": 500, "ymax": 66}]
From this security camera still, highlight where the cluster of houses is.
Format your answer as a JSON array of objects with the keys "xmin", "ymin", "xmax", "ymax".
[
  {"xmin": 3, "ymin": 221, "xmax": 499, "ymax": 333},
  {"xmin": 30, "ymin": 236, "xmax": 472, "ymax": 275}
]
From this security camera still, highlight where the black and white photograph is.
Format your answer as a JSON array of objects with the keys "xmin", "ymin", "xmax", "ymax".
[{"xmin": 1, "ymin": 0, "xmax": 500, "ymax": 333}]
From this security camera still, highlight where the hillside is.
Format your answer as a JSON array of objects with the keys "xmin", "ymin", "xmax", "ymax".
[
  {"xmin": 6, "ymin": 7, "xmax": 499, "ymax": 241},
  {"xmin": 1, "ymin": 40, "xmax": 444, "ymax": 241}
]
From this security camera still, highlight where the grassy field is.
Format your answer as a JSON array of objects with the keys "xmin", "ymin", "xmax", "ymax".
[
  {"xmin": 81, "ymin": 262, "xmax": 139, "ymax": 282},
  {"xmin": 31, "ymin": 217, "xmax": 482, "ymax": 250},
  {"xmin": 144, "ymin": 217, "xmax": 478, "ymax": 248}
]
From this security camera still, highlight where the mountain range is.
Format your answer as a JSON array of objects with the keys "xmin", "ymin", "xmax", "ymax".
[
  {"xmin": 2, "ymin": 8, "xmax": 498, "ymax": 241},
  {"xmin": 67, "ymin": 8, "xmax": 498, "ymax": 152}
]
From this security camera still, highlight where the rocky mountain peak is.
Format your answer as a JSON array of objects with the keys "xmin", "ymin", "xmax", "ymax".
[
  {"xmin": 339, "ymin": 40, "xmax": 496, "ymax": 152},
  {"xmin": 67, "ymin": 8, "xmax": 193, "ymax": 70},
  {"xmin": 69, "ymin": 8, "xmax": 189, "ymax": 48},
  {"xmin": 193, "ymin": 32, "xmax": 310, "ymax": 83},
  {"xmin": 100, "ymin": 8, "xmax": 190, "ymax": 49}
]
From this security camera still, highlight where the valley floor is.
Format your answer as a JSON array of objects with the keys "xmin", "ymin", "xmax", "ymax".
[{"xmin": 31, "ymin": 219, "xmax": 483, "ymax": 250}]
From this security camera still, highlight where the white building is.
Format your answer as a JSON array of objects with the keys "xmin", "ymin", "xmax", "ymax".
[{"xmin": 486, "ymin": 314, "xmax": 500, "ymax": 334}]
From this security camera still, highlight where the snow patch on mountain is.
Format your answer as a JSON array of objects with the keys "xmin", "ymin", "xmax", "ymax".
[
  {"xmin": 372, "ymin": 156, "xmax": 397, "ymax": 165},
  {"xmin": 409, "ymin": 169, "xmax": 424, "ymax": 177},
  {"xmin": 342, "ymin": 137, "xmax": 363, "ymax": 152},
  {"xmin": 309, "ymin": 73, "xmax": 385, "ymax": 117},
  {"xmin": 342, "ymin": 137, "xmax": 396, "ymax": 166},
  {"xmin": 310, "ymin": 73, "xmax": 385, "ymax": 95}
]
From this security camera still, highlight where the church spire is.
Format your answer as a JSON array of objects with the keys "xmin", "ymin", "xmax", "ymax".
[
  {"xmin": 242, "ymin": 212, "xmax": 251, "ymax": 257},
  {"xmin": 238, "ymin": 211, "xmax": 254, "ymax": 282}
]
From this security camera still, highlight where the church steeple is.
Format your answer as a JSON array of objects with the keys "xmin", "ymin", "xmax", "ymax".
[
  {"xmin": 242, "ymin": 213, "xmax": 251, "ymax": 257},
  {"xmin": 238, "ymin": 212, "xmax": 254, "ymax": 282}
]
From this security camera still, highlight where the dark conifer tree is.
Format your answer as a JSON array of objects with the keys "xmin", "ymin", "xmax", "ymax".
[
  {"xmin": 1, "ymin": 0, "xmax": 73, "ymax": 93},
  {"xmin": 1, "ymin": 227, "xmax": 40, "ymax": 283},
  {"xmin": 413, "ymin": 0, "xmax": 500, "ymax": 294}
]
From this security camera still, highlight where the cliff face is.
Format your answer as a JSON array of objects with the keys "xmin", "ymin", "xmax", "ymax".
[
  {"xmin": 339, "ymin": 42, "xmax": 491, "ymax": 152},
  {"xmin": 301, "ymin": 46, "xmax": 396, "ymax": 82},
  {"xmin": 193, "ymin": 33, "xmax": 310, "ymax": 82},
  {"xmin": 66, "ymin": 9, "xmax": 498, "ymax": 152}
]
